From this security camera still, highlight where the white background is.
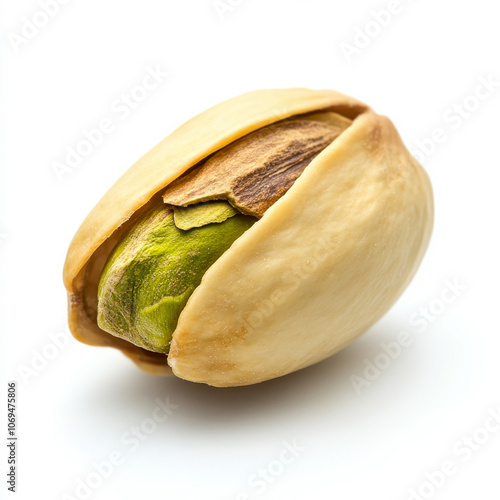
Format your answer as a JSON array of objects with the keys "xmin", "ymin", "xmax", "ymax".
[{"xmin": 1, "ymin": 1, "xmax": 499, "ymax": 499}]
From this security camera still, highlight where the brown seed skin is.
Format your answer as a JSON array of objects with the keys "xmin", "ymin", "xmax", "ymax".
[{"xmin": 162, "ymin": 118, "xmax": 348, "ymax": 217}]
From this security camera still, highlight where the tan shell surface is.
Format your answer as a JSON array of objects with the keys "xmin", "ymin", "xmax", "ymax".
[
  {"xmin": 63, "ymin": 88, "xmax": 432, "ymax": 385},
  {"xmin": 168, "ymin": 111, "xmax": 433, "ymax": 386}
]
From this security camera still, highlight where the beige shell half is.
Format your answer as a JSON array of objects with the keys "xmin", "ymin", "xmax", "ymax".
[{"xmin": 63, "ymin": 88, "xmax": 433, "ymax": 387}]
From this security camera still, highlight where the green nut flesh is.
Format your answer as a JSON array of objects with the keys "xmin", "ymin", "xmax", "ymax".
[
  {"xmin": 173, "ymin": 200, "xmax": 238, "ymax": 230},
  {"xmin": 97, "ymin": 115, "xmax": 346, "ymax": 356},
  {"xmin": 97, "ymin": 201, "xmax": 256, "ymax": 353}
]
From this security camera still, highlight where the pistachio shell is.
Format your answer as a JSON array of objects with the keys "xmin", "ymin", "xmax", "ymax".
[{"xmin": 63, "ymin": 88, "xmax": 432, "ymax": 385}]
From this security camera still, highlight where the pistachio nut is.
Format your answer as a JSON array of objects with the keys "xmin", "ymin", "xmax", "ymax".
[{"xmin": 63, "ymin": 88, "xmax": 433, "ymax": 387}]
